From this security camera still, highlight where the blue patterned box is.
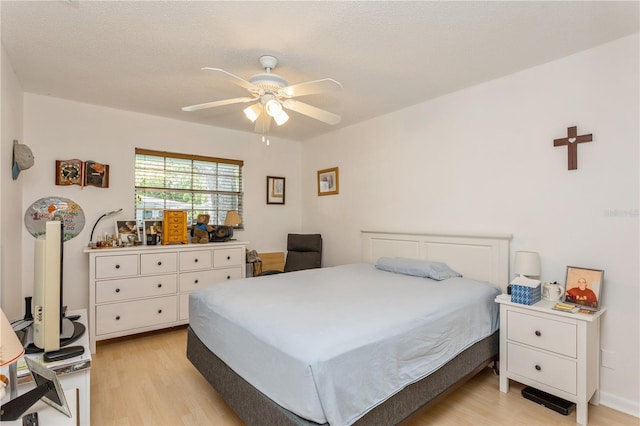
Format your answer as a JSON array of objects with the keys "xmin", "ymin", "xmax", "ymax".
[{"xmin": 511, "ymin": 283, "xmax": 541, "ymax": 305}]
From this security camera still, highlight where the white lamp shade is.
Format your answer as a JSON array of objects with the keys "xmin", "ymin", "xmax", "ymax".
[
  {"xmin": 243, "ymin": 104, "xmax": 262, "ymax": 123},
  {"xmin": 224, "ymin": 210, "xmax": 242, "ymax": 226},
  {"xmin": 514, "ymin": 251, "xmax": 541, "ymax": 276},
  {"xmin": 1, "ymin": 309, "xmax": 24, "ymax": 367},
  {"xmin": 273, "ymin": 109, "xmax": 289, "ymax": 126}
]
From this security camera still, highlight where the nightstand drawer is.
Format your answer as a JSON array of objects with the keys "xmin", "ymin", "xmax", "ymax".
[
  {"xmin": 180, "ymin": 250, "xmax": 212, "ymax": 271},
  {"xmin": 95, "ymin": 274, "xmax": 177, "ymax": 303},
  {"xmin": 214, "ymin": 248, "xmax": 243, "ymax": 267},
  {"xmin": 507, "ymin": 342, "xmax": 577, "ymax": 395},
  {"xmin": 95, "ymin": 296, "xmax": 177, "ymax": 335},
  {"xmin": 507, "ymin": 310, "xmax": 577, "ymax": 357},
  {"xmin": 140, "ymin": 252, "xmax": 177, "ymax": 275},
  {"xmin": 95, "ymin": 254, "xmax": 138, "ymax": 279}
]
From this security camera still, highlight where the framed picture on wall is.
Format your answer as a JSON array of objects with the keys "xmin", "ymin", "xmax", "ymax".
[
  {"xmin": 564, "ymin": 266, "xmax": 604, "ymax": 311},
  {"xmin": 267, "ymin": 176, "xmax": 285, "ymax": 205},
  {"xmin": 317, "ymin": 167, "xmax": 339, "ymax": 196},
  {"xmin": 84, "ymin": 160, "xmax": 109, "ymax": 188}
]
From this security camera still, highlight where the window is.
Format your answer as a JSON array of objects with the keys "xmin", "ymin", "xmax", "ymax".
[{"xmin": 134, "ymin": 148, "xmax": 243, "ymax": 229}]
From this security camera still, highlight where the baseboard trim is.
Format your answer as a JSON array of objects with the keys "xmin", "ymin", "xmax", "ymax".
[{"xmin": 599, "ymin": 391, "xmax": 640, "ymax": 419}]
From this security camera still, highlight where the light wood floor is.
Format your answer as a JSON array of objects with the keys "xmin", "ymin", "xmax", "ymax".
[{"xmin": 91, "ymin": 327, "xmax": 638, "ymax": 426}]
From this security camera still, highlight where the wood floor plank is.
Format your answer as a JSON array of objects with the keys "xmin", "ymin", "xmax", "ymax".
[{"xmin": 91, "ymin": 327, "xmax": 638, "ymax": 425}]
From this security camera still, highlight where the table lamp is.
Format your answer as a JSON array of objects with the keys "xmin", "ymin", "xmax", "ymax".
[
  {"xmin": 89, "ymin": 208, "xmax": 123, "ymax": 246},
  {"xmin": 1, "ymin": 308, "xmax": 24, "ymax": 400},
  {"xmin": 224, "ymin": 210, "xmax": 242, "ymax": 227},
  {"xmin": 514, "ymin": 251, "xmax": 541, "ymax": 278},
  {"xmin": 1, "ymin": 309, "xmax": 71, "ymax": 421}
]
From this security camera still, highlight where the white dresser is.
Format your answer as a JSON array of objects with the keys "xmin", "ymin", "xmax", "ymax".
[
  {"xmin": 85, "ymin": 241, "xmax": 247, "ymax": 353},
  {"xmin": 495, "ymin": 295, "xmax": 605, "ymax": 425}
]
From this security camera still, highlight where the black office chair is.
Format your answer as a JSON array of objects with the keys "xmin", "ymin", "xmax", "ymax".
[{"xmin": 260, "ymin": 234, "xmax": 322, "ymax": 275}]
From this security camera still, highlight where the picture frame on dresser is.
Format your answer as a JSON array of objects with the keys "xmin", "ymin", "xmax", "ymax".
[
  {"xmin": 143, "ymin": 220, "xmax": 163, "ymax": 245},
  {"xmin": 564, "ymin": 266, "xmax": 604, "ymax": 311},
  {"xmin": 115, "ymin": 220, "xmax": 141, "ymax": 244}
]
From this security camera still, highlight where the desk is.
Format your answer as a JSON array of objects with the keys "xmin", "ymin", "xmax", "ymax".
[{"xmin": 15, "ymin": 309, "xmax": 91, "ymax": 426}]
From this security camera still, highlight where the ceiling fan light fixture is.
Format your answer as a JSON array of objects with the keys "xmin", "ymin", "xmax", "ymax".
[
  {"xmin": 265, "ymin": 98, "xmax": 283, "ymax": 117},
  {"xmin": 243, "ymin": 104, "xmax": 262, "ymax": 123},
  {"xmin": 273, "ymin": 109, "xmax": 289, "ymax": 126}
]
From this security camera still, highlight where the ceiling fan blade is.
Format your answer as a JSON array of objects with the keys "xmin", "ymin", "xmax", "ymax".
[
  {"xmin": 201, "ymin": 67, "xmax": 260, "ymax": 92},
  {"xmin": 182, "ymin": 96, "xmax": 256, "ymax": 112},
  {"xmin": 279, "ymin": 78, "xmax": 342, "ymax": 98},
  {"xmin": 282, "ymin": 99, "xmax": 341, "ymax": 125},
  {"xmin": 254, "ymin": 111, "xmax": 271, "ymax": 134}
]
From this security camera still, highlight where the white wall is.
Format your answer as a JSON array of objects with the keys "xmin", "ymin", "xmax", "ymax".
[
  {"xmin": 302, "ymin": 34, "xmax": 639, "ymax": 415},
  {"xmin": 1, "ymin": 45, "xmax": 25, "ymax": 319},
  {"xmin": 21, "ymin": 94, "xmax": 302, "ymax": 315}
]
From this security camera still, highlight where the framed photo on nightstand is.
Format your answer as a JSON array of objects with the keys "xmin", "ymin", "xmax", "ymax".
[{"xmin": 564, "ymin": 266, "xmax": 604, "ymax": 311}]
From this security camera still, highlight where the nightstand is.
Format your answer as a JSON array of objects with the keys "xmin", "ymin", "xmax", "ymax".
[
  {"xmin": 14, "ymin": 309, "xmax": 90, "ymax": 426},
  {"xmin": 495, "ymin": 295, "xmax": 605, "ymax": 425}
]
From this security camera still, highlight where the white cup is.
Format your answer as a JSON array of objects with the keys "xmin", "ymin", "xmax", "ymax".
[{"xmin": 542, "ymin": 282, "xmax": 564, "ymax": 301}]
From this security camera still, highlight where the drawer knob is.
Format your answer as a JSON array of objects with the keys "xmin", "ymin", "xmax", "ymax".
[
  {"xmin": 115, "ymin": 264, "xmax": 120, "ymax": 269},
  {"xmin": 535, "ymin": 365, "xmax": 541, "ymax": 371},
  {"xmin": 115, "ymin": 288, "xmax": 120, "ymax": 293},
  {"xmin": 226, "ymin": 275, "xmax": 231, "ymax": 280},
  {"xmin": 227, "ymin": 256, "xmax": 231, "ymax": 260},
  {"xmin": 157, "ymin": 261, "xmax": 162, "ymax": 266},
  {"xmin": 194, "ymin": 279, "xmax": 199, "ymax": 284},
  {"xmin": 535, "ymin": 330, "xmax": 541, "ymax": 337},
  {"xmin": 157, "ymin": 283, "xmax": 162, "ymax": 288},
  {"xmin": 158, "ymin": 309, "xmax": 162, "ymax": 314},
  {"xmin": 194, "ymin": 258, "xmax": 198, "ymax": 263},
  {"xmin": 116, "ymin": 315, "xmax": 121, "ymax": 321}
]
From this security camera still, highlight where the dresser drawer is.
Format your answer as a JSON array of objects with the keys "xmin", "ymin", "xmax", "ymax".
[
  {"xmin": 180, "ymin": 250, "xmax": 212, "ymax": 271},
  {"xmin": 140, "ymin": 252, "xmax": 177, "ymax": 275},
  {"xmin": 95, "ymin": 254, "xmax": 138, "ymax": 279},
  {"xmin": 95, "ymin": 296, "xmax": 177, "ymax": 335},
  {"xmin": 507, "ymin": 310, "xmax": 577, "ymax": 357},
  {"xmin": 507, "ymin": 342, "xmax": 577, "ymax": 395},
  {"xmin": 95, "ymin": 274, "xmax": 177, "ymax": 303},
  {"xmin": 179, "ymin": 268, "xmax": 240, "ymax": 292},
  {"xmin": 214, "ymin": 248, "xmax": 243, "ymax": 268},
  {"xmin": 179, "ymin": 293, "xmax": 189, "ymax": 321}
]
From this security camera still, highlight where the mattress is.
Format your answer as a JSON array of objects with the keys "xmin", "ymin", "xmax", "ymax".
[{"xmin": 189, "ymin": 263, "xmax": 500, "ymax": 425}]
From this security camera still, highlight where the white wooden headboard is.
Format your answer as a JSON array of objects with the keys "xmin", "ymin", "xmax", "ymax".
[{"xmin": 362, "ymin": 231, "xmax": 512, "ymax": 292}]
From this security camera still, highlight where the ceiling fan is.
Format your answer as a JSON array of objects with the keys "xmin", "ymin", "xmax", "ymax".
[{"xmin": 182, "ymin": 55, "xmax": 342, "ymax": 134}]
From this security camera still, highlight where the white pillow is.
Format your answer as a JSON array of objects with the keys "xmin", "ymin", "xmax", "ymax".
[{"xmin": 374, "ymin": 257, "xmax": 462, "ymax": 281}]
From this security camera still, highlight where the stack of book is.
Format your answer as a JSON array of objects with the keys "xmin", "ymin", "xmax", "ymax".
[{"xmin": 552, "ymin": 302, "xmax": 579, "ymax": 313}]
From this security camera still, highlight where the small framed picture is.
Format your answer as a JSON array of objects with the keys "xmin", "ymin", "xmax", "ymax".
[
  {"xmin": 84, "ymin": 160, "xmax": 109, "ymax": 188},
  {"xmin": 267, "ymin": 176, "xmax": 285, "ymax": 205},
  {"xmin": 115, "ymin": 220, "xmax": 140, "ymax": 244},
  {"xmin": 143, "ymin": 220, "xmax": 163, "ymax": 245},
  {"xmin": 317, "ymin": 167, "xmax": 339, "ymax": 196},
  {"xmin": 564, "ymin": 266, "xmax": 604, "ymax": 311}
]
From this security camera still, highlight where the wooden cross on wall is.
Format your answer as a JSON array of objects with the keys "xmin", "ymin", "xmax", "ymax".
[{"xmin": 553, "ymin": 126, "xmax": 593, "ymax": 170}]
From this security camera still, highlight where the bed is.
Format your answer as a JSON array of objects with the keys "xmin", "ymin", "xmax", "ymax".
[{"xmin": 187, "ymin": 231, "xmax": 512, "ymax": 425}]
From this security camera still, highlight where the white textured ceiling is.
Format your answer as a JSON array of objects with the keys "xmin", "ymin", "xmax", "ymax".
[{"xmin": 2, "ymin": 1, "xmax": 638, "ymax": 141}]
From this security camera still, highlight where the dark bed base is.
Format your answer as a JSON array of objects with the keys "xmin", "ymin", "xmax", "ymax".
[{"xmin": 187, "ymin": 327, "xmax": 498, "ymax": 425}]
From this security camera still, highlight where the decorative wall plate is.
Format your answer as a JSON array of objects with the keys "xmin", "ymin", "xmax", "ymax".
[{"xmin": 24, "ymin": 196, "xmax": 85, "ymax": 241}]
